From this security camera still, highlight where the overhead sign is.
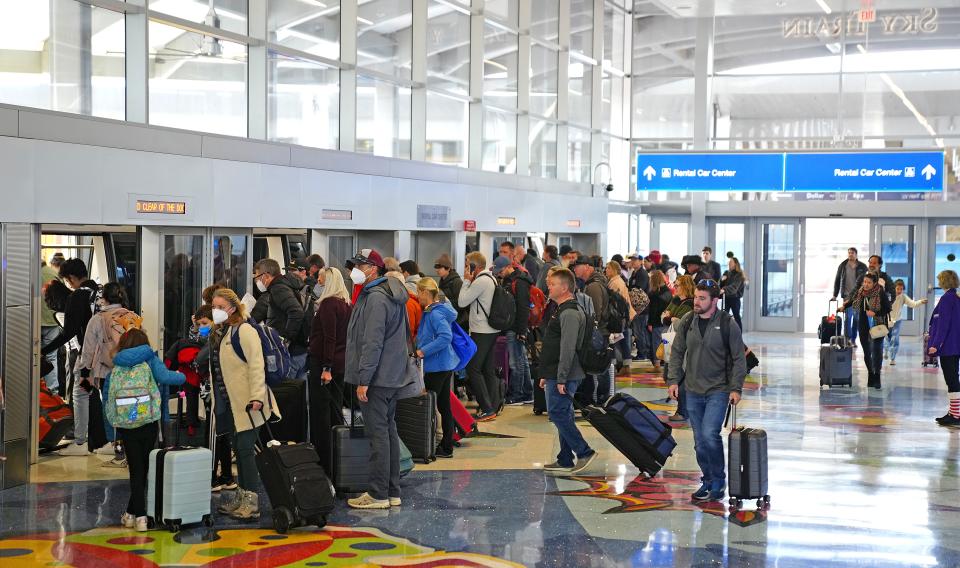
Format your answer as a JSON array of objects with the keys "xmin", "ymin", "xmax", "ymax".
[
  {"xmin": 784, "ymin": 151, "xmax": 944, "ymax": 192},
  {"xmin": 463, "ymin": 220, "xmax": 477, "ymax": 232},
  {"xmin": 636, "ymin": 153, "xmax": 785, "ymax": 192},
  {"xmin": 135, "ymin": 200, "xmax": 186, "ymax": 214},
  {"xmin": 417, "ymin": 205, "xmax": 450, "ymax": 229},
  {"xmin": 637, "ymin": 150, "xmax": 944, "ymax": 193}
]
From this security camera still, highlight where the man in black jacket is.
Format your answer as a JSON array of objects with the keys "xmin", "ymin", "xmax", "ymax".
[
  {"xmin": 41, "ymin": 258, "xmax": 100, "ymax": 456},
  {"xmin": 435, "ymin": 254, "xmax": 468, "ymax": 329},
  {"xmin": 701, "ymin": 247, "xmax": 723, "ymax": 281},
  {"xmin": 496, "ymin": 256, "xmax": 535, "ymax": 406},
  {"xmin": 253, "ymin": 258, "xmax": 309, "ymax": 379},
  {"xmin": 856, "ymin": 255, "xmax": 896, "ymax": 301},
  {"xmin": 831, "ymin": 248, "xmax": 868, "ymax": 346}
]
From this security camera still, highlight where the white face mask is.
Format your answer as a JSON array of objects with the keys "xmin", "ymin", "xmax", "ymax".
[
  {"xmin": 350, "ymin": 267, "xmax": 367, "ymax": 286},
  {"xmin": 212, "ymin": 308, "xmax": 229, "ymax": 325},
  {"xmin": 313, "ymin": 283, "xmax": 324, "ymax": 297},
  {"xmin": 256, "ymin": 279, "xmax": 268, "ymax": 293}
]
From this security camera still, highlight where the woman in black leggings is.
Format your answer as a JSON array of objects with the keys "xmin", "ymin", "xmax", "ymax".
[{"xmin": 720, "ymin": 257, "xmax": 746, "ymax": 331}]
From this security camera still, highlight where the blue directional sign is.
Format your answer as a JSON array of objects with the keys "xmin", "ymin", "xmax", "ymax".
[
  {"xmin": 784, "ymin": 151, "xmax": 944, "ymax": 192},
  {"xmin": 636, "ymin": 153, "xmax": 785, "ymax": 192}
]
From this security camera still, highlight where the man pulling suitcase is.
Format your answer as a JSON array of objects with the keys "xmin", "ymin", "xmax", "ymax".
[{"xmin": 666, "ymin": 280, "xmax": 747, "ymax": 503}]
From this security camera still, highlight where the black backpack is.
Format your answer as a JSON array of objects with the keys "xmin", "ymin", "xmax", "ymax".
[
  {"xmin": 606, "ymin": 289, "xmax": 630, "ymax": 334},
  {"xmin": 477, "ymin": 273, "xmax": 516, "ymax": 331},
  {"xmin": 573, "ymin": 305, "xmax": 614, "ymax": 375}
]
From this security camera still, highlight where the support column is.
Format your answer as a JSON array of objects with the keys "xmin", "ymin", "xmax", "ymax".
[
  {"xmin": 690, "ymin": 9, "xmax": 715, "ymax": 251},
  {"xmin": 589, "ymin": 0, "xmax": 604, "ymax": 184},
  {"xmin": 556, "ymin": 0, "xmax": 570, "ymax": 181},
  {"xmin": 310, "ymin": 230, "xmax": 330, "ymax": 265},
  {"xmin": 247, "ymin": 0, "xmax": 267, "ymax": 139},
  {"xmin": 515, "ymin": 1, "xmax": 531, "ymax": 176},
  {"xmin": 125, "ymin": 0, "xmax": 148, "ymax": 122},
  {"xmin": 395, "ymin": 231, "xmax": 413, "ymax": 262},
  {"xmin": 468, "ymin": 1, "xmax": 486, "ymax": 169},
  {"xmin": 454, "ymin": 230, "xmax": 467, "ymax": 278},
  {"xmin": 339, "ymin": 0, "xmax": 358, "ymax": 151},
  {"xmin": 411, "ymin": 0, "xmax": 427, "ymax": 161},
  {"xmin": 50, "ymin": 0, "xmax": 91, "ymax": 115}
]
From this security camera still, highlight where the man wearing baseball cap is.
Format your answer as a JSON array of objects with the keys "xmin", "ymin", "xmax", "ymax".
[{"xmin": 344, "ymin": 248, "xmax": 411, "ymax": 509}]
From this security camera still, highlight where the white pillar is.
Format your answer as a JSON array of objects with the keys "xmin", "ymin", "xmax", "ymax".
[
  {"xmin": 310, "ymin": 229, "xmax": 330, "ymax": 264},
  {"xmin": 468, "ymin": 0, "xmax": 486, "ymax": 169},
  {"xmin": 125, "ymin": 0, "xmax": 148, "ymax": 122},
  {"xmin": 556, "ymin": 0, "xmax": 571, "ymax": 181},
  {"xmin": 395, "ymin": 231, "xmax": 413, "ymax": 262},
  {"xmin": 339, "ymin": 0, "xmax": 358, "ymax": 151},
  {"xmin": 139, "ymin": 227, "xmax": 162, "ymax": 350},
  {"xmin": 411, "ymin": 0, "xmax": 427, "ymax": 161},
  {"xmin": 690, "ymin": 10, "xmax": 715, "ymax": 251},
  {"xmin": 516, "ymin": 1, "xmax": 531, "ymax": 176},
  {"xmin": 247, "ymin": 0, "xmax": 267, "ymax": 139}
]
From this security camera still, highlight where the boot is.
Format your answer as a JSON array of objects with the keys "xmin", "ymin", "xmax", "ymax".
[
  {"xmin": 217, "ymin": 487, "xmax": 244, "ymax": 515},
  {"xmin": 230, "ymin": 490, "xmax": 260, "ymax": 519}
]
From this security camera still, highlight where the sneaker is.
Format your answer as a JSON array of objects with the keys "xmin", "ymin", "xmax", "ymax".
[
  {"xmin": 691, "ymin": 484, "xmax": 711, "ymax": 501},
  {"xmin": 475, "ymin": 411, "xmax": 497, "ymax": 422},
  {"xmin": 211, "ymin": 482, "xmax": 224, "ymax": 493},
  {"xmin": 668, "ymin": 413, "xmax": 687, "ymax": 423},
  {"xmin": 543, "ymin": 461, "xmax": 573, "ymax": 473},
  {"xmin": 217, "ymin": 489, "xmax": 244, "ymax": 514},
  {"xmin": 230, "ymin": 491, "xmax": 260, "ymax": 519},
  {"xmin": 709, "ymin": 483, "xmax": 726, "ymax": 501},
  {"xmin": 569, "ymin": 452, "xmax": 597, "ymax": 474},
  {"xmin": 521, "ymin": 399, "xmax": 534, "ymax": 405},
  {"xmin": 57, "ymin": 442, "xmax": 89, "ymax": 456},
  {"xmin": 220, "ymin": 479, "xmax": 238, "ymax": 491},
  {"xmin": 135, "ymin": 516, "xmax": 149, "ymax": 532},
  {"xmin": 93, "ymin": 445, "xmax": 115, "ymax": 456},
  {"xmin": 435, "ymin": 446, "xmax": 454, "ymax": 459},
  {"xmin": 935, "ymin": 413, "xmax": 953, "ymax": 424},
  {"xmin": 347, "ymin": 492, "xmax": 390, "ymax": 510},
  {"xmin": 505, "ymin": 399, "xmax": 525, "ymax": 406},
  {"xmin": 890, "ymin": 360, "xmax": 897, "ymax": 366},
  {"xmin": 938, "ymin": 414, "xmax": 960, "ymax": 427},
  {"xmin": 102, "ymin": 457, "xmax": 127, "ymax": 469},
  {"xmin": 389, "ymin": 497, "xmax": 402, "ymax": 507},
  {"xmin": 121, "ymin": 513, "xmax": 136, "ymax": 529}
]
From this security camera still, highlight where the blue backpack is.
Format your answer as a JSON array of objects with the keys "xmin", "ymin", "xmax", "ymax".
[
  {"xmin": 450, "ymin": 322, "xmax": 477, "ymax": 372},
  {"xmin": 230, "ymin": 319, "xmax": 291, "ymax": 387}
]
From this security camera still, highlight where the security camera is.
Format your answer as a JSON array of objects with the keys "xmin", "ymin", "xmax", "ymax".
[{"xmin": 605, "ymin": 183, "xmax": 614, "ymax": 193}]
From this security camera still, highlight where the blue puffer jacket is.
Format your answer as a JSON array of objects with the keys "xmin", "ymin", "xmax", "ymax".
[
  {"xmin": 103, "ymin": 344, "xmax": 186, "ymax": 422},
  {"xmin": 417, "ymin": 301, "xmax": 460, "ymax": 373}
]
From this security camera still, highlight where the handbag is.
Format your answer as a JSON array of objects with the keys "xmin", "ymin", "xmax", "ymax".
[
  {"xmin": 869, "ymin": 324, "xmax": 889, "ymax": 339},
  {"xmin": 658, "ymin": 324, "xmax": 678, "ymax": 362},
  {"xmin": 397, "ymin": 309, "xmax": 426, "ymax": 399}
]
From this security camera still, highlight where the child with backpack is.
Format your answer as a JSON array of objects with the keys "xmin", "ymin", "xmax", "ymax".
[{"xmin": 103, "ymin": 328, "xmax": 185, "ymax": 532}]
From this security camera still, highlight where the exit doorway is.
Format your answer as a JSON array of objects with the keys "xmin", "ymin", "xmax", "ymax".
[{"xmin": 802, "ymin": 219, "xmax": 871, "ymax": 333}]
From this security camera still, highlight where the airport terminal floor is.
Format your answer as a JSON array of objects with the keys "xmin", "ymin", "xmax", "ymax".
[{"xmin": 2, "ymin": 333, "xmax": 958, "ymax": 568}]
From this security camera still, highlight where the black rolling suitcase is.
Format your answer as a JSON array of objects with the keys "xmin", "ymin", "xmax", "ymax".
[
  {"xmin": 395, "ymin": 392, "xmax": 437, "ymax": 463},
  {"xmin": 261, "ymin": 379, "xmax": 308, "ymax": 445},
  {"xmin": 250, "ymin": 409, "xmax": 335, "ymax": 534},
  {"xmin": 725, "ymin": 403, "xmax": 770, "ymax": 510},
  {"xmin": 819, "ymin": 305, "xmax": 853, "ymax": 387},
  {"xmin": 818, "ymin": 300, "xmax": 842, "ymax": 344},
  {"xmin": 576, "ymin": 393, "xmax": 676, "ymax": 477}
]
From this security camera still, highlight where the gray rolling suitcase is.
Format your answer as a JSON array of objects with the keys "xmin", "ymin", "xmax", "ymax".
[
  {"xmin": 725, "ymin": 403, "xmax": 769, "ymax": 510},
  {"xmin": 147, "ymin": 391, "xmax": 213, "ymax": 532},
  {"xmin": 819, "ymin": 307, "xmax": 852, "ymax": 387}
]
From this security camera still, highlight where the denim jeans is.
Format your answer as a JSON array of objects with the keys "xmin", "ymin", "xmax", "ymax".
[
  {"xmin": 649, "ymin": 325, "xmax": 666, "ymax": 363},
  {"xmin": 685, "ymin": 390, "xmax": 730, "ymax": 491},
  {"xmin": 844, "ymin": 306, "xmax": 859, "ymax": 344},
  {"xmin": 287, "ymin": 352, "xmax": 309, "ymax": 380},
  {"xmin": 545, "ymin": 378, "xmax": 593, "ymax": 468},
  {"xmin": 885, "ymin": 320, "xmax": 903, "ymax": 361},
  {"xmin": 41, "ymin": 326, "xmax": 60, "ymax": 391},
  {"xmin": 72, "ymin": 377, "xmax": 90, "ymax": 445},
  {"xmin": 616, "ymin": 327, "xmax": 633, "ymax": 362},
  {"xmin": 632, "ymin": 315, "xmax": 649, "ymax": 361},
  {"xmin": 505, "ymin": 331, "xmax": 533, "ymax": 402}
]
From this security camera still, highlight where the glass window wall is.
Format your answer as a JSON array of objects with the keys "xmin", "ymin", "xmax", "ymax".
[
  {"xmin": 530, "ymin": 44, "xmax": 558, "ymax": 118},
  {"xmin": 0, "ymin": 0, "xmax": 125, "ymax": 120},
  {"xmin": 483, "ymin": 23, "xmax": 518, "ymax": 109},
  {"xmin": 568, "ymin": 60, "xmax": 593, "ymax": 128},
  {"xmin": 213, "ymin": 235, "xmax": 249, "ymax": 294},
  {"xmin": 268, "ymin": 52, "xmax": 339, "ymax": 149},
  {"xmin": 426, "ymin": 91, "xmax": 468, "ymax": 168},
  {"xmin": 267, "ymin": 0, "xmax": 340, "ymax": 60},
  {"xmin": 530, "ymin": 119, "xmax": 557, "ymax": 178},
  {"xmin": 426, "ymin": 0, "xmax": 470, "ymax": 96},
  {"xmin": 357, "ymin": 0, "xmax": 412, "ymax": 79},
  {"xmin": 531, "ymin": 0, "xmax": 560, "ymax": 43},
  {"xmin": 569, "ymin": 0, "xmax": 593, "ymax": 58},
  {"xmin": 356, "ymin": 75, "xmax": 411, "ymax": 159},
  {"xmin": 482, "ymin": 108, "xmax": 517, "ymax": 174},
  {"xmin": 568, "ymin": 126, "xmax": 591, "ymax": 183},
  {"xmin": 485, "ymin": 0, "xmax": 518, "ymax": 26},
  {"xmin": 148, "ymin": 21, "xmax": 247, "ymax": 136},
  {"xmin": 150, "ymin": 0, "xmax": 248, "ymax": 36}
]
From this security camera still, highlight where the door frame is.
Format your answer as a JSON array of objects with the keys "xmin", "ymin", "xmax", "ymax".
[
  {"xmin": 707, "ymin": 218, "xmax": 751, "ymax": 330},
  {"xmin": 752, "ymin": 218, "xmax": 804, "ymax": 333},
  {"xmin": 871, "ymin": 219, "xmax": 923, "ymax": 336}
]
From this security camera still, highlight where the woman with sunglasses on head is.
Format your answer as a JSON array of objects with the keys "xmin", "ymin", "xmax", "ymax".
[{"xmin": 720, "ymin": 258, "xmax": 746, "ymax": 330}]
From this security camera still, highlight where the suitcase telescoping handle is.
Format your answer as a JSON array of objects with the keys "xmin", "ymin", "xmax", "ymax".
[
  {"xmin": 828, "ymin": 298, "xmax": 839, "ymax": 316},
  {"xmin": 723, "ymin": 401, "xmax": 737, "ymax": 430},
  {"xmin": 245, "ymin": 389, "xmax": 278, "ymax": 447},
  {"xmin": 175, "ymin": 390, "xmax": 185, "ymax": 448}
]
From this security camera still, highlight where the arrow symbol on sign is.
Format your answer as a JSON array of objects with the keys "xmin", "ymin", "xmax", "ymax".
[
  {"xmin": 922, "ymin": 164, "xmax": 937, "ymax": 181},
  {"xmin": 643, "ymin": 165, "xmax": 656, "ymax": 181}
]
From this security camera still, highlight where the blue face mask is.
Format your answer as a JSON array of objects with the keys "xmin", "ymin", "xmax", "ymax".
[{"xmin": 198, "ymin": 325, "xmax": 211, "ymax": 338}]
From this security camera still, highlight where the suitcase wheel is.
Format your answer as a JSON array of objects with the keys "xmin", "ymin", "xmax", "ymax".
[
  {"xmin": 273, "ymin": 507, "xmax": 294, "ymax": 534},
  {"xmin": 202, "ymin": 514, "xmax": 214, "ymax": 528},
  {"xmin": 310, "ymin": 514, "xmax": 328, "ymax": 529},
  {"xmin": 533, "ymin": 410, "xmax": 543, "ymax": 416},
  {"xmin": 167, "ymin": 519, "xmax": 181, "ymax": 533}
]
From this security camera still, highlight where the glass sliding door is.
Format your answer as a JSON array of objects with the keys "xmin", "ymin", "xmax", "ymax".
[
  {"xmin": 756, "ymin": 220, "xmax": 802, "ymax": 332},
  {"xmin": 213, "ymin": 234, "xmax": 250, "ymax": 295},
  {"xmin": 710, "ymin": 220, "xmax": 747, "ymax": 328},
  {"xmin": 162, "ymin": 234, "xmax": 205, "ymax": 352},
  {"xmin": 930, "ymin": 223, "xmax": 960, "ymax": 311},
  {"xmin": 873, "ymin": 221, "xmax": 918, "ymax": 336}
]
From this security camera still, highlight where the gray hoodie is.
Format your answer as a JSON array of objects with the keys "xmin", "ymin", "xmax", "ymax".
[
  {"xmin": 344, "ymin": 276, "xmax": 411, "ymax": 388},
  {"xmin": 666, "ymin": 310, "xmax": 747, "ymax": 396}
]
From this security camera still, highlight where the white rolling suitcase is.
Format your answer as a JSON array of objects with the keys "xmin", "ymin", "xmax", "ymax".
[{"xmin": 147, "ymin": 391, "xmax": 213, "ymax": 532}]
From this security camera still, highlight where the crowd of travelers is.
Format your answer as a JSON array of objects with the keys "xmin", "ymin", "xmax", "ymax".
[{"xmin": 36, "ymin": 237, "xmax": 960, "ymax": 523}]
